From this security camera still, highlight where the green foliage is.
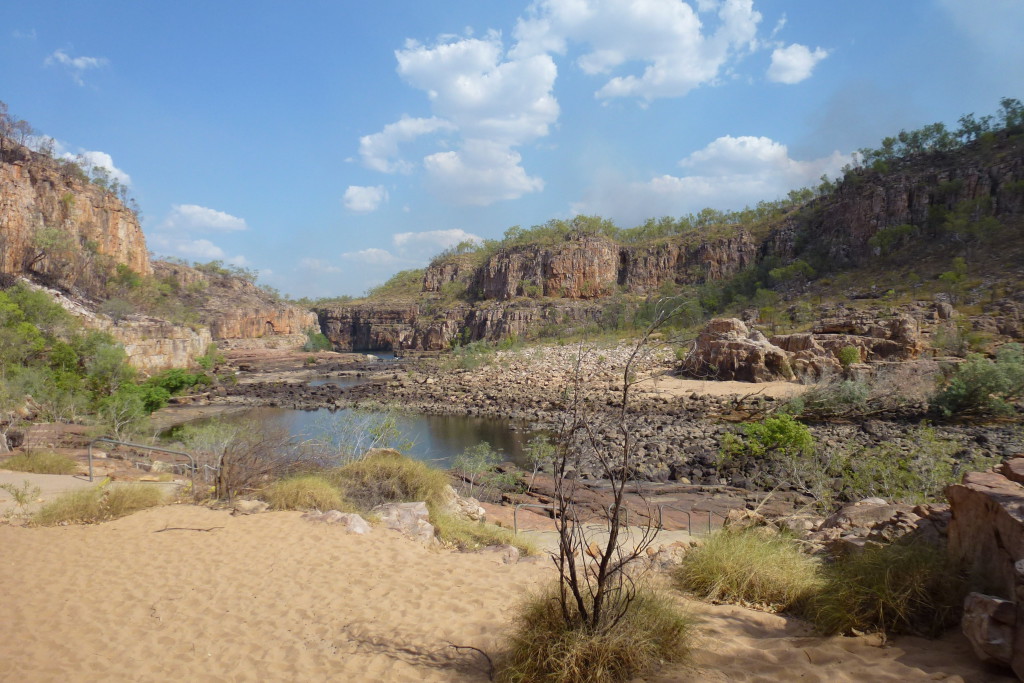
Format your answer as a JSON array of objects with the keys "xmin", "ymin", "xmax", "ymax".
[
  {"xmin": 809, "ymin": 541, "xmax": 966, "ymax": 637},
  {"xmin": 195, "ymin": 343, "xmax": 225, "ymax": 371},
  {"xmin": 0, "ymin": 480, "xmax": 41, "ymax": 512},
  {"xmin": 1, "ymin": 450, "xmax": 78, "ymax": 475},
  {"xmin": 868, "ymin": 224, "xmax": 917, "ymax": 255},
  {"xmin": 497, "ymin": 584, "xmax": 693, "ymax": 683},
  {"xmin": 146, "ymin": 368, "xmax": 209, "ymax": 395},
  {"xmin": 452, "ymin": 441, "xmax": 501, "ymax": 497},
  {"xmin": 363, "ymin": 269, "xmax": 425, "ymax": 299},
  {"xmin": 836, "ymin": 345, "xmax": 861, "ymax": 369},
  {"xmin": 722, "ymin": 414, "xmax": 814, "ymax": 462},
  {"xmin": 302, "ymin": 327, "xmax": 333, "ymax": 352},
  {"xmin": 931, "ymin": 343, "xmax": 1024, "ymax": 417},
  {"xmin": 841, "ymin": 426, "xmax": 993, "ymax": 504},
  {"xmin": 261, "ymin": 474, "xmax": 348, "ymax": 511},
  {"xmin": 675, "ymin": 528, "xmax": 824, "ymax": 611},
  {"xmin": 524, "ymin": 434, "xmax": 556, "ymax": 489},
  {"xmin": 768, "ymin": 259, "xmax": 815, "ymax": 286}
]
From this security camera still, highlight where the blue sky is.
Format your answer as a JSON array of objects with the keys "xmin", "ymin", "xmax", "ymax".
[{"xmin": 2, "ymin": 1, "xmax": 1022, "ymax": 298}]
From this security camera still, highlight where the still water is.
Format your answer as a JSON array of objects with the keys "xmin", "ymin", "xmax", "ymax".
[{"xmin": 202, "ymin": 405, "xmax": 536, "ymax": 468}]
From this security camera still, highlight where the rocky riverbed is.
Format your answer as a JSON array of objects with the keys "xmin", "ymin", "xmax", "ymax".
[{"xmin": 205, "ymin": 345, "xmax": 1023, "ymax": 493}]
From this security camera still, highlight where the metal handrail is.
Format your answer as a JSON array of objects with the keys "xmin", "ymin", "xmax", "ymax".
[{"xmin": 87, "ymin": 437, "xmax": 198, "ymax": 483}]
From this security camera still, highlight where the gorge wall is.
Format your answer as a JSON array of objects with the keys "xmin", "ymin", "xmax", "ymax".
[
  {"xmin": 0, "ymin": 141, "xmax": 150, "ymax": 292},
  {"xmin": 339, "ymin": 133, "xmax": 1023, "ymax": 352}
]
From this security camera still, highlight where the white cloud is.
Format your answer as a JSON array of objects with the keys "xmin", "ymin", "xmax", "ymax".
[
  {"xmin": 514, "ymin": 0, "xmax": 762, "ymax": 100},
  {"xmin": 423, "ymin": 139, "xmax": 544, "ymax": 205},
  {"xmin": 157, "ymin": 204, "xmax": 248, "ymax": 233},
  {"xmin": 767, "ymin": 43, "xmax": 829, "ymax": 84},
  {"xmin": 359, "ymin": 117, "xmax": 455, "ymax": 173},
  {"xmin": 573, "ymin": 135, "xmax": 847, "ymax": 225},
  {"xmin": 44, "ymin": 49, "xmax": 109, "ymax": 86},
  {"xmin": 299, "ymin": 258, "xmax": 342, "ymax": 274},
  {"xmin": 149, "ymin": 234, "xmax": 225, "ymax": 260},
  {"xmin": 343, "ymin": 185, "xmax": 388, "ymax": 213},
  {"xmin": 360, "ymin": 30, "xmax": 557, "ymax": 205},
  {"xmin": 392, "ymin": 229, "xmax": 482, "ymax": 253},
  {"xmin": 340, "ymin": 248, "xmax": 398, "ymax": 265}
]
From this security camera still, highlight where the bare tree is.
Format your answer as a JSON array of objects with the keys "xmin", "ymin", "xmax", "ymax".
[{"xmin": 550, "ymin": 303, "xmax": 679, "ymax": 633}]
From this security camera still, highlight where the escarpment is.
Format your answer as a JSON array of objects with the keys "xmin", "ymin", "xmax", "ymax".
[
  {"xmin": 0, "ymin": 140, "xmax": 150, "ymax": 292},
  {"xmin": 152, "ymin": 261, "xmax": 318, "ymax": 349}
]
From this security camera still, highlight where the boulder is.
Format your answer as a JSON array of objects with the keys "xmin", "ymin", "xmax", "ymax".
[
  {"xmin": 679, "ymin": 318, "xmax": 795, "ymax": 383},
  {"xmin": 302, "ymin": 510, "xmax": 372, "ymax": 535},
  {"xmin": 439, "ymin": 484, "xmax": 486, "ymax": 521},
  {"xmin": 963, "ymin": 592, "xmax": 1016, "ymax": 667},
  {"xmin": 372, "ymin": 501, "xmax": 436, "ymax": 544}
]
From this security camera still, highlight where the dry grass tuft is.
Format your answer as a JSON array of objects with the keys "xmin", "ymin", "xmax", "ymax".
[
  {"xmin": 809, "ymin": 540, "xmax": 965, "ymax": 637},
  {"xmin": 431, "ymin": 511, "xmax": 537, "ymax": 556},
  {"xmin": 32, "ymin": 483, "xmax": 166, "ymax": 526},
  {"xmin": 1, "ymin": 450, "xmax": 78, "ymax": 475},
  {"xmin": 326, "ymin": 449, "xmax": 450, "ymax": 510},
  {"xmin": 675, "ymin": 528, "xmax": 823, "ymax": 611},
  {"xmin": 497, "ymin": 584, "xmax": 693, "ymax": 683},
  {"xmin": 261, "ymin": 474, "xmax": 349, "ymax": 511}
]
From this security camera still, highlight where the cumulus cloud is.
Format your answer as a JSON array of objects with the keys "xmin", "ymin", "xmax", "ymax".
[
  {"xmin": 340, "ymin": 248, "xmax": 398, "ymax": 265},
  {"xmin": 343, "ymin": 185, "xmax": 388, "ymax": 213},
  {"xmin": 423, "ymin": 140, "xmax": 544, "ymax": 206},
  {"xmin": 156, "ymin": 204, "xmax": 248, "ymax": 233},
  {"xmin": 513, "ymin": 0, "xmax": 762, "ymax": 100},
  {"xmin": 149, "ymin": 234, "xmax": 224, "ymax": 260},
  {"xmin": 360, "ymin": 31, "xmax": 557, "ymax": 205},
  {"xmin": 359, "ymin": 117, "xmax": 455, "ymax": 173},
  {"xmin": 392, "ymin": 228, "xmax": 482, "ymax": 253},
  {"xmin": 299, "ymin": 258, "xmax": 342, "ymax": 274},
  {"xmin": 767, "ymin": 43, "xmax": 829, "ymax": 84},
  {"xmin": 44, "ymin": 49, "xmax": 109, "ymax": 86},
  {"xmin": 573, "ymin": 134, "xmax": 847, "ymax": 225}
]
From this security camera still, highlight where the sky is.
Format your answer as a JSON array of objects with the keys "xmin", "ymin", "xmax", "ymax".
[{"xmin": 2, "ymin": 1, "xmax": 1022, "ymax": 298}]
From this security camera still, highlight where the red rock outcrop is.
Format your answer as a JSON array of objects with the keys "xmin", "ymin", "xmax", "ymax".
[
  {"xmin": 679, "ymin": 318, "xmax": 795, "ymax": 383},
  {"xmin": 0, "ymin": 141, "xmax": 150, "ymax": 291},
  {"xmin": 947, "ymin": 460, "xmax": 1024, "ymax": 677},
  {"xmin": 152, "ymin": 261, "xmax": 318, "ymax": 344},
  {"xmin": 476, "ymin": 235, "xmax": 620, "ymax": 300}
]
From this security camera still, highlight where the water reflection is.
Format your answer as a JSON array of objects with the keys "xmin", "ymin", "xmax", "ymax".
[{"xmin": 199, "ymin": 406, "xmax": 536, "ymax": 468}]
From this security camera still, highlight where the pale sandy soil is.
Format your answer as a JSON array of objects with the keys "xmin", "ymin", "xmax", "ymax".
[
  {"xmin": 638, "ymin": 371, "xmax": 807, "ymax": 400},
  {"xmin": 0, "ymin": 505, "xmax": 1012, "ymax": 683}
]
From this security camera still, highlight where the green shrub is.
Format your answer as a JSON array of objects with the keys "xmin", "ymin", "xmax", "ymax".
[
  {"xmin": 262, "ymin": 474, "xmax": 347, "ymax": 511},
  {"xmin": 675, "ymin": 528, "xmax": 823, "ymax": 611},
  {"xmin": 931, "ymin": 343, "xmax": 1024, "ymax": 417},
  {"xmin": 452, "ymin": 441, "xmax": 501, "ymax": 498},
  {"xmin": 302, "ymin": 328, "xmax": 333, "ymax": 352},
  {"xmin": 837, "ymin": 345, "xmax": 861, "ymax": 368},
  {"xmin": 32, "ymin": 483, "xmax": 166, "ymax": 525},
  {"xmin": 809, "ymin": 541, "xmax": 965, "ymax": 637},
  {"xmin": 497, "ymin": 585, "xmax": 693, "ymax": 683},
  {"xmin": 326, "ymin": 449, "xmax": 449, "ymax": 510},
  {"xmin": 1, "ymin": 450, "xmax": 79, "ymax": 475}
]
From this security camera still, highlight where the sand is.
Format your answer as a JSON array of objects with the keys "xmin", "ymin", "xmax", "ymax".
[{"xmin": 0, "ymin": 506, "xmax": 1013, "ymax": 682}]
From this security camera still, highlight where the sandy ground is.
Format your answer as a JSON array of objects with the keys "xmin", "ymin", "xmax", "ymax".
[
  {"xmin": 0, "ymin": 505, "xmax": 1013, "ymax": 683},
  {"xmin": 639, "ymin": 372, "xmax": 807, "ymax": 400}
]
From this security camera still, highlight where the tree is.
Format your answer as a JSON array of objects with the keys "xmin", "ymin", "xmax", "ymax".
[
  {"xmin": 547, "ymin": 300, "xmax": 682, "ymax": 638},
  {"xmin": 524, "ymin": 434, "xmax": 556, "ymax": 491},
  {"xmin": 452, "ymin": 441, "xmax": 500, "ymax": 498}
]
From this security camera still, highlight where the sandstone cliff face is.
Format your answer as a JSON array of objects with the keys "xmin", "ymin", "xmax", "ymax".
[
  {"xmin": 476, "ymin": 236, "xmax": 620, "ymax": 300},
  {"xmin": 0, "ymin": 142, "xmax": 150, "ymax": 291},
  {"xmin": 620, "ymin": 232, "xmax": 757, "ymax": 293},
  {"xmin": 152, "ymin": 261, "xmax": 318, "ymax": 344},
  {"xmin": 790, "ymin": 135, "xmax": 1024, "ymax": 267},
  {"xmin": 317, "ymin": 302, "xmax": 603, "ymax": 352}
]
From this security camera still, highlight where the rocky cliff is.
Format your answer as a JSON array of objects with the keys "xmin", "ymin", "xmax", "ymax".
[
  {"xmin": 153, "ymin": 261, "xmax": 318, "ymax": 347},
  {"xmin": 317, "ymin": 301, "xmax": 604, "ymax": 352},
  {"xmin": 0, "ymin": 140, "xmax": 150, "ymax": 293}
]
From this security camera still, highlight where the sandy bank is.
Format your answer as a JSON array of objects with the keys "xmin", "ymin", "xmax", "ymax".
[{"xmin": 0, "ymin": 505, "xmax": 1012, "ymax": 682}]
